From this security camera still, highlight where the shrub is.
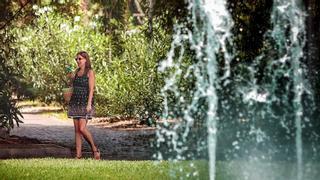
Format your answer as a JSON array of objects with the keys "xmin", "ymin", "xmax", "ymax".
[
  {"xmin": 0, "ymin": 29, "xmax": 23, "ymax": 132},
  {"xmin": 95, "ymin": 25, "xmax": 170, "ymax": 123},
  {"xmin": 11, "ymin": 6, "xmax": 109, "ymax": 104},
  {"xmin": 10, "ymin": 6, "xmax": 170, "ymax": 122}
]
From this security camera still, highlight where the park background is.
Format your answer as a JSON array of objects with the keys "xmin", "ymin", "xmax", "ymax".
[{"xmin": 1, "ymin": 0, "xmax": 320, "ymax": 180}]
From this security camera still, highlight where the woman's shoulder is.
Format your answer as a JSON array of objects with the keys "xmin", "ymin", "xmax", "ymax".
[{"xmin": 87, "ymin": 69, "xmax": 95, "ymax": 77}]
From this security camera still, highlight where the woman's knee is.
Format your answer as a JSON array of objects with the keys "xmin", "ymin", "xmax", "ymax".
[
  {"xmin": 79, "ymin": 126, "xmax": 87, "ymax": 134},
  {"xmin": 79, "ymin": 123, "xmax": 87, "ymax": 134},
  {"xmin": 78, "ymin": 119, "xmax": 87, "ymax": 133}
]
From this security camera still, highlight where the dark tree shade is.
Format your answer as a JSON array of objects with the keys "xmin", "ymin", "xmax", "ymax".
[
  {"xmin": 304, "ymin": 0, "xmax": 320, "ymax": 134},
  {"xmin": 228, "ymin": 0, "xmax": 273, "ymax": 64},
  {"xmin": 305, "ymin": 0, "xmax": 320, "ymax": 106}
]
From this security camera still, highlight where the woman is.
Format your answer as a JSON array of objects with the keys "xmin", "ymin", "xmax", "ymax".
[{"xmin": 68, "ymin": 51, "xmax": 100, "ymax": 160}]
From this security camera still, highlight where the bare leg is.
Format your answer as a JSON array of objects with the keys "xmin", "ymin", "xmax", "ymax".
[
  {"xmin": 73, "ymin": 119, "xmax": 82, "ymax": 158},
  {"xmin": 78, "ymin": 119, "xmax": 100, "ymax": 159}
]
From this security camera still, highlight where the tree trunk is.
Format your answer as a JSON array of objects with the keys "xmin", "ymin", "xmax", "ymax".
[
  {"xmin": 80, "ymin": 0, "xmax": 90, "ymax": 25},
  {"xmin": 148, "ymin": 0, "xmax": 155, "ymax": 36}
]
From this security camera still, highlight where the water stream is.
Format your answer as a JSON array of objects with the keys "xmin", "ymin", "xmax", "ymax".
[
  {"xmin": 270, "ymin": 1, "xmax": 306, "ymax": 179},
  {"xmin": 156, "ymin": 0, "xmax": 316, "ymax": 179}
]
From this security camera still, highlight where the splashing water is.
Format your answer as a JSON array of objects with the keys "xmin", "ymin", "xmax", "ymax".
[
  {"xmin": 157, "ymin": 0, "xmax": 316, "ymax": 180},
  {"xmin": 270, "ymin": 0, "xmax": 306, "ymax": 179},
  {"xmin": 157, "ymin": 0, "xmax": 233, "ymax": 179}
]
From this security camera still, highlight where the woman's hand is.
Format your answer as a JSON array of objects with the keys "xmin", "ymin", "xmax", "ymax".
[{"xmin": 86, "ymin": 104, "xmax": 92, "ymax": 113}]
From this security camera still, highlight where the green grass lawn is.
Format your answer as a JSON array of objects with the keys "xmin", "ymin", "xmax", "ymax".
[
  {"xmin": 0, "ymin": 159, "xmax": 208, "ymax": 180},
  {"xmin": 1, "ymin": 159, "xmax": 319, "ymax": 180}
]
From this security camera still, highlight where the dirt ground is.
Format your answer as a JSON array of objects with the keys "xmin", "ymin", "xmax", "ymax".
[
  {"xmin": 0, "ymin": 135, "xmax": 42, "ymax": 145},
  {"xmin": 1, "ymin": 105, "xmax": 157, "ymax": 160}
]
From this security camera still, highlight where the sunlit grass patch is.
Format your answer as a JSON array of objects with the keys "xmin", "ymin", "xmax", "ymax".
[
  {"xmin": 43, "ymin": 111, "xmax": 69, "ymax": 121},
  {"xmin": 17, "ymin": 100, "xmax": 62, "ymax": 109},
  {"xmin": 16, "ymin": 100, "xmax": 47, "ymax": 108},
  {"xmin": 0, "ymin": 159, "xmax": 174, "ymax": 180},
  {"xmin": 17, "ymin": 100, "xmax": 70, "ymax": 121}
]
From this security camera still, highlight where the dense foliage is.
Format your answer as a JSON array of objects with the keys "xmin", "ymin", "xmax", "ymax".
[
  {"xmin": 10, "ymin": 6, "xmax": 170, "ymax": 122},
  {"xmin": 1, "ymin": 0, "xmax": 319, "ymax": 129},
  {"xmin": 95, "ymin": 26, "xmax": 168, "ymax": 120},
  {"xmin": 0, "ymin": 28, "xmax": 23, "ymax": 131},
  {"xmin": 11, "ymin": 6, "xmax": 109, "ymax": 103}
]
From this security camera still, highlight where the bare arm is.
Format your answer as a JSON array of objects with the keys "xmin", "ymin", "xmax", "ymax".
[
  {"xmin": 67, "ymin": 69, "xmax": 77, "ymax": 87},
  {"xmin": 87, "ymin": 70, "xmax": 95, "ymax": 107},
  {"xmin": 66, "ymin": 73, "xmax": 73, "ymax": 86}
]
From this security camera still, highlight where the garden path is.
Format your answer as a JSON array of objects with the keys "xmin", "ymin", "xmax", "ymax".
[{"xmin": 10, "ymin": 106, "xmax": 155, "ymax": 160}]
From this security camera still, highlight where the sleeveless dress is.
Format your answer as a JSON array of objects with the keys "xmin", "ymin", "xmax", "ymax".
[{"xmin": 68, "ymin": 70, "xmax": 95, "ymax": 119}]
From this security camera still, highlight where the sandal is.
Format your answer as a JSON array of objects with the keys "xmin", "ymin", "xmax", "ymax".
[
  {"xmin": 75, "ymin": 155, "xmax": 82, "ymax": 159},
  {"xmin": 93, "ymin": 149, "xmax": 101, "ymax": 160}
]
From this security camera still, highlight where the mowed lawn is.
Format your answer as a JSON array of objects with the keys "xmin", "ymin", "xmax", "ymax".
[
  {"xmin": 0, "ymin": 158, "xmax": 208, "ymax": 180},
  {"xmin": 1, "ymin": 158, "xmax": 319, "ymax": 180}
]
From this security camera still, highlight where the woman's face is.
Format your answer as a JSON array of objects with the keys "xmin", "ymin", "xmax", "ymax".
[{"xmin": 75, "ymin": 55, "xmax": 86, "ymax": 68}]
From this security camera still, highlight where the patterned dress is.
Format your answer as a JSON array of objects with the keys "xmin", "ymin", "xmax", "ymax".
[{"xmin": 68, "ymin": 69, "xmax": 94, "ymax": 119}]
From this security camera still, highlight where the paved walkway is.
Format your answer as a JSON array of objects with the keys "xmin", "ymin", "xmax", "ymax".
[{"xmin": 10, "ymin": 108, "xmax": 156, "ymax": 160}]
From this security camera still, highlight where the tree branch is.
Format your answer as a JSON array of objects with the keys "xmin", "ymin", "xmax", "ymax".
[
  {"xmin": 148, "ymin": 0, "xmax": 154, "ymax": 36},
  {"xmin": 0, "ymin": 0, "xmax": 32, "ymax": 30},
  {"xmin": 133, "ymin": 0, "xmax": 145, "ymax": 25}
]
